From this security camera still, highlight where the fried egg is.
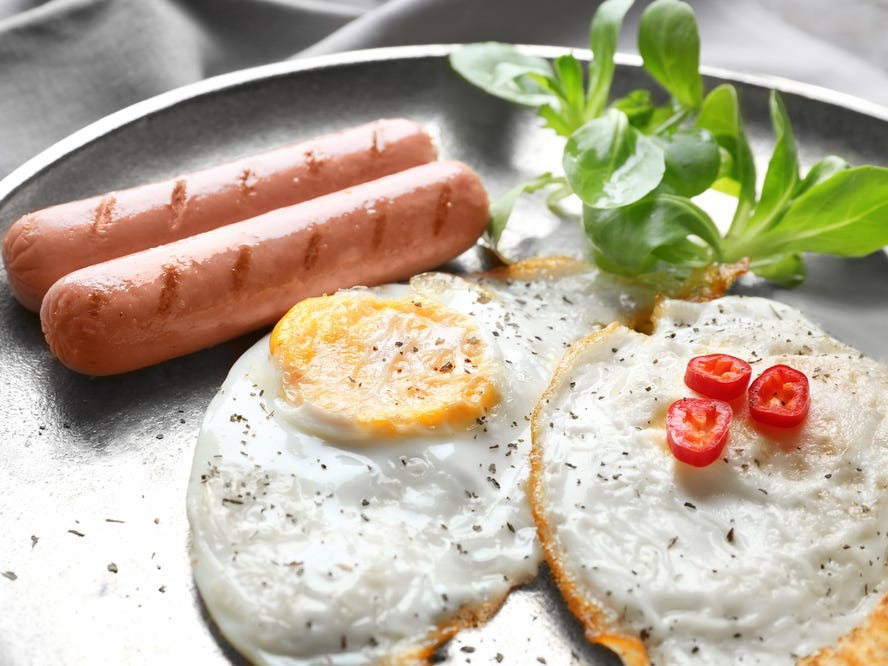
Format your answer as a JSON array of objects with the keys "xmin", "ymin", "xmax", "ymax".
[
  {"xmin": 530, "ymin": 296, "xmax": 888, "ymax": 665},
  {"xmin": 186, "ymin": 257, "xmax": 655, "ymax": 665}
]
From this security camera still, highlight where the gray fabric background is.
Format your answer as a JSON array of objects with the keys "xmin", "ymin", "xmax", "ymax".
[{"xmin": 2, "ymin": 0, "xmax": 888, "ymax": 180}]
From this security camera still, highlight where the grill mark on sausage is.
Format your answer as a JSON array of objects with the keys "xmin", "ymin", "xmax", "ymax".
[
  {"xmin": 169, "ymin": 179, "xmax": 187, "ymax": 229},
  {"xmin": 304, "ymin": 149, "xmax": 323, "ymax": 175},
  {"xmin": 239, "ymin": 169, "xmax": 258, "ymax": 197},
  {"xmin": 92, "ymin": 196, "xmax": 116, "ymax": 236},
  {"xmin": 231, "ymin": 245, "xmax": 252, "ymax": 292},
  {"xmin": 370, "ymin": 128, "xmax": 381, "ymax": 156},
  {"xmin": 433, "ymin": 184, "xmax": 452, "ymax": 236},
  {"xmin": 304, "ymin": 231, "xmax": 322, "ymax": 270},
  {"xmin": 157, "ymin": 264, "xmax": 181, "ymax": 315},
  {"xmin": 372, "ymin": 207, "xmax": 387, "ymax": 250},
  {"xmin": 20, "ymin": 214, "xmax": 37, "ymax": 235},
  {"xmin": 87, "ymin": 290, "xmax": 109, "ymax": 318}
]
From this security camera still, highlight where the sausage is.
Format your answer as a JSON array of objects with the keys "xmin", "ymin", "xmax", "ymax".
[
  {"xmin": 3, "ymin": 118, "xmax": 437, "ymax": 312},
  {"xmin": 40, "ymin": 160, "xmax": 490, "ymax": 376}
]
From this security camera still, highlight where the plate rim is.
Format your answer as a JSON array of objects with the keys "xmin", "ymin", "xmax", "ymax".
[{"xmin": 3, "ymin": 43, "xmax": 888, "ymax": 208}]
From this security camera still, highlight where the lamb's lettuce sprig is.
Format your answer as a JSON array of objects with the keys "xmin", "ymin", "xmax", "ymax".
[{"xmin": 449, "ymin": 0, "xmax": 888, "ymax": 288}]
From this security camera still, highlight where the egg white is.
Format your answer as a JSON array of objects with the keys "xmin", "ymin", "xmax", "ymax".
[
  {"xmin": 531, "ymin": 295, "xmax": 888, "ymax": 665},
  {"xmin": 186, "ymin": 259, "xmax": 655, "ymax": 665}
]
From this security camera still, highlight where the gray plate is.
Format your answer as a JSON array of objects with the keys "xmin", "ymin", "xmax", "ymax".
[{"xmin": 1, "ymin": 45, "xmax": 886, "ymax": 666}]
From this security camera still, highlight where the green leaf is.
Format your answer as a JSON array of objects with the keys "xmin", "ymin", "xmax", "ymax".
[
  {"xmin": 449, "ymin": 43, "xmax": 557, "ymax": 107},
  {"xmin": 750, "ymin": 253, "xmax": 806, "ymax": 287},
  {"xmin": 651, "ymin": 127, "xmax": 720, "ymax": 197},
  {"xmin": 697, "ymin": 84, "xmax": 756, "ymax": 228},
  {"xmin": 545, "ymin": 183, "xmax": 576, "ymax": 214},
  {"xmin": 563, "ymin": 109, "xmax": 666, "ymax": 208},
  {"xmin": 712, "ymin": 146, "xmax": 737, "ymax": 195},
  {"xmin": 538, "ymin": 104, "xmax": 577, "ymax": 136},
  {"xmin": 553, "ymin": 55, "xmax": 586, "ymax": 113},
  {"xmin": 529, "ymin": 55, "xmax": 587, "ymax": 133},
  {"xmin": 736, "ymin": 166, "xmax": 888, "ymax": 257},
  {"xmin": 637, "ymin": 0, "xmax": 703, "ymax": 109},
  {"xmin": 583, "ymin": 193, "xmax": 723, "ymax": 276},
  {"xmin": 646, "ymin": 104, "xmax": 682, "ymax": 133},
  {"xmin": 587, "ymin": 0, "xmax": 635, "ymax": 118},
  {"xmin": 794, "ymin": 155, "xmax": 849, "ymax": 198},
  {"xmin": 611, "ymin": 89, "xmax": 655, "ymax": 128},
  {"xmin": 486, "ymin": 173, "xmax": 565, "ymax": 248},
  {"xmin": 652, "ymin": 236, "xmax": 715, "ymax": 265},
  {"xmin": 745, "ymin": 91, "xmax": 799, "ymax": 232}
]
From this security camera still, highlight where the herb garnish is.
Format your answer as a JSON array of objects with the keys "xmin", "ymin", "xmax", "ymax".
[{"xmin": 450, "ymin": 0, "xmax": 888, "ymax": 289}]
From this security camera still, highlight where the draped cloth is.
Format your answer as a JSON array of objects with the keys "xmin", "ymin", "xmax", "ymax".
[{"xmin": 2, "ymin": 0, "xmax": 888, "ymax": 179}]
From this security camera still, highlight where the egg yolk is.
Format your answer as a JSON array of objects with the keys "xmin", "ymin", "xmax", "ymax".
[{"xmin": 269, "ymin": 291, "xmax": 501, "ymax": 440}]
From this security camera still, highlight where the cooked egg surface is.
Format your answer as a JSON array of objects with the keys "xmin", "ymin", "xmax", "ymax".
[
  {"xmin": 186, "ymin": 258, "xmax": 655, "ymax": 666},
  {"xmin": 270, "ymin": 290, "xmax": 501, "ymax": 440},
  {"xmin": 531, "ymin": 296, "xmax": 888, "ymax": 666}
]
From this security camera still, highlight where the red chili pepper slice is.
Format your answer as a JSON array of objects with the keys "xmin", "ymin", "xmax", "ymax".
[
  {"xmin": 666, "ymin": 398, "xmax": 733, "ymax": 467},
  {"xmin": 748, "ymin": 364, "xmax": 810, "ymax": 427},
  {"xmin": 684, "ymin": 353, "xmax": 752, "ymax": 400}
]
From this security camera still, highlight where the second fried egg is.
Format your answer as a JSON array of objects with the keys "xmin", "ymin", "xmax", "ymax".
[{"xmin": 531, "ymin": 296, "xmax": 888, "ymax": 665}]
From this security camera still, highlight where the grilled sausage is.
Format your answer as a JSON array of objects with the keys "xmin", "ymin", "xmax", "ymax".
[
  {"xmin": 41, "ymin": 160, "xmax": 489, "ymax": 376},
  {"xmin": 4, "ymin": 118, "xmax": 437, "ymax": 311}
]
